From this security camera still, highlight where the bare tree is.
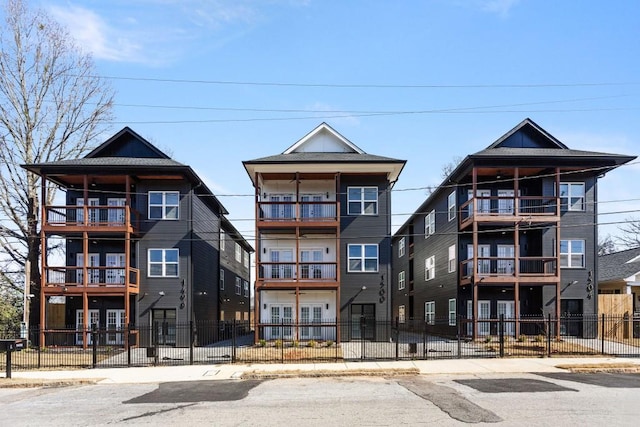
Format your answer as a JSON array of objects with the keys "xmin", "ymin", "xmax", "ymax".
[
  {"xmin": 617, "ymin": 217, "xmax": 640, "ymax": 249},
  {"xmin": 598, "ymin": 234, "xmax": 617, "ymax": 256},
  {"xmin": 0, "ymin": 0, "xmax": 114, "ymax": 330}
]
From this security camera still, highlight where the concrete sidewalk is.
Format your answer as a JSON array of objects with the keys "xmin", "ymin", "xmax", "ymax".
[{"xmin": 4, "ymin": 357, "xmax": 640, "ymax": 385}]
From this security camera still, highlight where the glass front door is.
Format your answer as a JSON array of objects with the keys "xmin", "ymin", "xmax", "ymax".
[
  {"xmin": 300, "ymin": 305, "xmax": 323, "ymax": 339},
  {"xmin": 76, "ymin": 309, "xmax": 100, "ymax": 345},
  {"xmin": 351, "ymin": 304, "xmax": 375, "ymax": 340},
  {"xmin": 497, "ymin": 301, "xmax": 515, "ymax": 336},
  {"xmin": 106, "ymin": 253, "xmax": 125, "ymax": 285},
  {"xmin": 152, "ymin": 309, "xmax": 176, "ymax": 346},
  {"xmin": 106, "ymin": 309, "xmax": 125, "ymax": 345}
]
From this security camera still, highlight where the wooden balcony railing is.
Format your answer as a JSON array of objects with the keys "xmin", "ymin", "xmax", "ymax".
[
  {"xmin": 44, "ymin": 205, "xmax": 140, "ymax": 230},
  {"xmin": 44, "ymin": 266, "xmax": 140, "ymax": 290},
  {"xmin": 258, "ymin": 262, "xmax": 337, "ymax": 281},
  {"xmin": 460, "ymin": 257, "xmax": 557, "ymax": 282},
  {"xmin": 460, "ymin": 196, "xmax": 558, "ymax": 223},
  {"xmin": 258, "ymin": 202, "xmax": 338, "ymax": 223}
]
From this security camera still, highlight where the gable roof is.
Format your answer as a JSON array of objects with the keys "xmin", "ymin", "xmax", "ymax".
[
  {"xmin": 283, "ymin": 122, "xmax": 365, "ymax": 154},
  {"xmin": 599, "ymin": 247, "xmax": 640, "ymax": 283},
  {"xmin": 486, "ymin": 118, "xmax": 568, "ymax": 150},
  {"xmin": 86, "ymin": 127, "xmax": 171, "ymax": 159}
]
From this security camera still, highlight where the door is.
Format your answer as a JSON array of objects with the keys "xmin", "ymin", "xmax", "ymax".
[
  {"xmin": 106, "ymin": 309, "xmax": 125, "ymax": 345},
  {"xmin": 497, "ymin": 189, "xmax": 515, "ymax": 214},
  {"xmin": 300, "ymin": 249, "xmax": 323, "ymax": 279},
  {"xmin": 152, "ymin": 309, "xmax": 176, "ymax": 346},
  {"xmin": 270, "ymin": 194, "xmax": 294, "ymax": 219},
  {"xmin": 466, "ymin": 300, "xmax": 473, "ymax": 336},
  {"xmin": 270, "ymin": 249, "xmax": 294, "ymax": 279},
  {"xmin": 106, "ymin": 253, "xmax": 125, "ymax": 285},
  {"xmin": 497, "ymin": 245, "xmax": 515, "ymax": 275},
  {"xmin": 560, "ymin": 299, "xmax": 583, "ymax": 336},
  {"xmin": 300, "ymin": 305, "xmax": 323, "ymax": 339},
  {"xmin": 270, "ymin": 305, "xmax": 293, "ymax": 339},
  {"xmin": 76, "ymin": 309, "xmax": 100, "ymax": 345},
  {"xmin": 351, "ymin": 304, "xmax": 375, "ymax": 340},
  {"xmin": 467, "ymin": 244, "xmax": 491, "ymax": 276},
  {"xmin": 301, "ymin": 194, "xmax": 324, "ymax": 219},
  {"xmin": 468, "ymin": 189, "xmax": 491, "ymax": 214},
  {"xmin": 107, "ymin": 198, "xmax": 126, "ymax": 224},
  {"xmin": 76, "ymin": 253, "xmax": 100, "ymax": 285},
  {"xmin": 497, "ymin": 301, "xmax": 515, "ymax": 336},
  {"xmin": 478, "ymin": 300, "xmax": 491, "ymax": 336},
  {"xmin": 76, "ymin": 198, "xmax": 100, "ymax": 224}
]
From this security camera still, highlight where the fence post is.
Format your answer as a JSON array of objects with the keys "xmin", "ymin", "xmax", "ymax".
[
  {"xmin": 37, "ymin": 325, "xmax": 41, "ymax": 369},
  {"xmin": 360, "ymin": 316, "xmax": 366, "ymax": 361},
  {"xmin": 395, "ymin": 318, "xmax": 399, "ymax": 361},
  {"xmin": 92, "ymin": 323, "xmax": 98, "ymax": 368},
  {"xmin": 189, "ymin": 321, "xmax": 194, "ymax": 365},
  {"xmin": 547, "ymin": 313, "xmax": 552, "ymax": 357},
  {"xmin": 499, "ymin": 314, "xmax": 505, "ymax": 358},
  {"xmin": 232, "ymin": 319, "xmax": 237, "ymax": 363},
  {"xmin": 153, "ymin": 321, "xmax": 159, "ymax": 366},
  {"xmin": 280, "ymin": 319, "xmax": 284, "ymax": 364},
  {"xmin": 126, "ymin": 326, "xmax": 131, "ymax": 367},
  {"xmin": 601, "ymin": 313, "xmax": 605, "ymax": 355}
]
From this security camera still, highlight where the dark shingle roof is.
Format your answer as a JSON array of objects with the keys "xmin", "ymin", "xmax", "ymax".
[
  {"xmin": 245, "ymin": 152, "xmax": 403, "ymax": 164},
  {"xmin": 599, "ymin": 247, "xmax": 640, "ymax": 282},
  {"xmin": 26, "ymin": 157, "xmax": 185, "ymax": 168},
  {"xmin": 472, "ymin": 147, "xmax": 634, "ymax": 159}
]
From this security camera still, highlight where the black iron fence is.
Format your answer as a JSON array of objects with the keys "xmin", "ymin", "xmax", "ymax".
[{"xmin": 2, "ymin": 314, "xmax": 640, "ymax": 371}]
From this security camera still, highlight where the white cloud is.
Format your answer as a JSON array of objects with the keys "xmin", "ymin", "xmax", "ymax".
[
  {"xmin": 478, "ymin": 0, "xmax": 520, "ymax": 17},
  {"xmin": 305, "ymin": 102, "xmax": 361, "ymax": 127}
]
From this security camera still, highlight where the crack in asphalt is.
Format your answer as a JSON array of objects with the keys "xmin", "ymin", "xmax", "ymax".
[{"xmin": 118, "ymin": 403, "xmax": 198, "ymax": 422}]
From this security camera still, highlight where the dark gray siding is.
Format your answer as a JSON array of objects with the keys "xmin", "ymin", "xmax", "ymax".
[{"xmin": 219, "ymin": 223, "xmax": 251, "ymax": 322}]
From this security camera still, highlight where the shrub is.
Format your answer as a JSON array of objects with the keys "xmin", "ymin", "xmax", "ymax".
[
  {"xmin": 325, "ymin": 340, "xmax": 334, "ymax": 347},
  {"xmin": 274, "ymin": 339, "xmax": 283, "ymax": 348},
  {"xmin": 258, "ymin": 339, "xmax": 266, "ymax": 347},
  {"xmin": 292, "ymin": 340, "xmax": 299, "ymax": 348},
  {"xmin": 307, "ymin": 339, "xmax": 317, "ymax": 348},
  {"xmin": 517, "ymin": 335, "xmax": 527, "ymax": 343},
  {"xmin": 534, "ymin": 334, "xmax": 544, "ymax": 343},
  {"xmin": 484, "ymin": 335, "xmax": 492, "ymax": 343}
]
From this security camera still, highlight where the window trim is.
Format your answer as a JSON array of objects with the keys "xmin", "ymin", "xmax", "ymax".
[
  {"xmin": 235, "ymin": 242, "xmax": 242, "ymax": 263},
  {"xmin": 398, "ymin": 237, "xmax": 405, "ymax": 258},
  {"xmin": 220, "ymin": 269, "xmax": 225, "ymax": 290},
  {"xmin": 398, "ymin": 305, "xmax": 406, "ymax": 324},
  {"xmin": 220, "ymin": 230, "xmax": 226, "ymax": 251},
  {"xmin": 243, "ymin": 280, "xmax": 249, "ymax": 297},
  {"xmin": 235, "ymin": 277, "xmax": 241, "ymax": 295},
  {"xmin": 347, "ymin": 186, "xmax": 379, "ymax": 216},
  {"xmin": 147, "ymin": 248, "xmax": 179, "ymax": 278},
  {"xmin": 398, "ymin": 271, "xmax": 406, "ymax": 290},
  {"xmin": 560, "ymin": 239, "xmax": 586, "ymax": 268},
  {"xmin": 347, "ymin": 243, "xmax": 379, "ymax": 273},
  {"xmin": 448, "ymin": 244, "xmax": 456, "ymax": 273},
  {"xmin": 425, "ymin": 301, "xmax": 435, "ymax": 325},
  {"xmin": 148, "ymin": 191, "xmax": 180, "ymax": 220},
  {"xmin": 448, "ymin": 298, "xmax": 456, "ymax": 326},
  {"xmin": 448, "ymin": 191, "xmax": 456, "ymax": 221},
  {"xmin": 425, "ymin": 209, "xmax": 435, "ymax": 238},
  {"xmin": 559, "ymin": 182, "xmax": 585, "ymax": 212},
  {"xmin": 425, "ymin": 256, "xmax": 435, "ymax": 281}
]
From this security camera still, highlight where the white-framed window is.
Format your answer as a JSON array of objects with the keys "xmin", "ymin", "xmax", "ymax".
[
  {"xmin": 148, "ymin": 191, "xmax": 179, "ymax": 220},
  {"xmin": 425, "ymin": 301, "xmax": 435, "ymax": 325},
  {"xmin": 398, "ymin": 305, "xmax": 406, "ymax": 324},
  {"xmin": 348, "ymin": 244, "xmax": 379, "ymax": 272},
  {"xmin": 398, "ymin": 271, "xmax": 406, "ymax": 290},
  {"xmin": 425, "ymin": 256, "xmax": 435, "ymax": 281},
  {"xmin": 448, "ymin": 298, "xmax": 456, "ymax": 326},
  {"xmin": 235, "ymin": 277, "xmax": 241, "ymax": 295},
  {"xmin": 448, "ymin": 244, "xmax": 456, "ymax": 273},
  {"xmin": 220, "ymin": 229, "xmax": 226, "ymax": 251},
  {"xmin": 425, "ymin": 209, "xmax": 435, "ymax": 238},
  {"xmin": 448, "ymin": 191, "xmax": 456, "ymax": 221},
  {"xmin": 148, "ymin": 249, "xmax": 179, "ymax": 277},
  {"xmin": 243, "ymin": 250, "xmax": 250, "ymax": 269},
  {"xmin": 347, "ymin": 186, "xmax": 378, "ymax": 215},
  {"xmin": 398, "ymin": 237, "xmax": 405, "ymax": 257},
  {"xmin": 243, "ymin": 280, "xmax": 249, "ymax": 297},
  {"xmin": 220, "ymin": 269, "xmax": 224, "ymax": 290},
  {"xmin": 560, "ymin": 239, "xmax": 585, "ymax": 268},
  {"xmin": 559, "ymin": 182, "xmax": 585, "ymax": 211},
  {"xmin": 235, "ymin": 242, "xmax": 242, "ymax": 263}
]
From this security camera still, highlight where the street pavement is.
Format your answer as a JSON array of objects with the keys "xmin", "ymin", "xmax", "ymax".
[{"xmin": 4, "ymin": 356, "xmax": 640, "ymax": 385}]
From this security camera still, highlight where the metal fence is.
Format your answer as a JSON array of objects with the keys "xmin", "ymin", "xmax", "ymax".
[{"xmin": 2, "ymin": 314, "xmax": 640, "ymax": 371}]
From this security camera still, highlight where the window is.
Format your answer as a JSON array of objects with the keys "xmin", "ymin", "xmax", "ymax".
[
  {"xmin": 560, "ymin": 239, "xmax": 585, "ymax": 268},
  {"xmin": 448, "ymin": 244, "xmax": 456, "ymax": 273},
  {"xmin": 219, "ymin": 269, "xmax": 224, "ymax": 290},
  {"xmin": 425, "ymin": 209, "xmax": 435, "ymax": 238},
  {"xmin": 560, "ymin": 182, "xmax": 585, "ymax": 211},
  {"xmin": 220, "ymin": 230, "xmax": 226, "ymax": 251},
  {"xmin": 425, "ymin": 301, "xmax": 435, "ymax": 325},
  {"xmin": 448, "ymin": 299, "xmax": 456, "ymax": 326},
  {"xmin": 244, "ymin": 250, "xmax": 250, "ymax": 269},
  {"xmin": 148, "ymin": 249, "xmax": 179, "ymax": 277},
  {"xmin": 398, "ymin": 271, "xmax": 406, "ymax": 290},
  {"xmin": 425, "ymin": 256, "xmax": 435, "ymax": 281},
  {"xmin": 348, "ymin": 244, "xmax": 379, "ymax": 272},
  {"xmin": 243, "ymin": 280, "xmax": 249, "ymax": 297},
  {"xmin": 398, "ymin": 237, "xmax": 405, "ymax": 257},
  {"xmin": 347, "ymin": 186, "xmax": 378, "ymax": 215},
  {"xmin": 448, "ymin": 191, "xmax": 456, "ymax": 221},
  {"xmin": 235, "ymin": 277, "xmax": 241, "ymax": 295},
  {"xmin": 398, "ymin": 305, "xmax": 406, "ymax": 324},
  {"xmin": 148, "ymin": 191, "xmax": 179, "ymax": 219},
  {"xmin": 235, "ymin": 242, "xmax": 242, "ymax": 263}
]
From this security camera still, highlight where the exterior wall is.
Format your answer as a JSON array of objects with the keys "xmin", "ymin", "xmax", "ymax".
[{"xmin": 219, "ymin": 223, "xmax": 251, "ymax": 323}]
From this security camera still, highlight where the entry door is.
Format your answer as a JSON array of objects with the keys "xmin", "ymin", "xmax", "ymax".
[
  {"xmin": 152, "ymin": 309, "xmax": 176, "ymax": 346},
  {"xmin": 478, "ymin": 300, "xmax": 491, "ymax": 336},
  {"xmin": 351, "ymin": 304, "xmax": 375, "ymax": 340},
  {"xmin": 106, "ymin": 253, "xmax": 125, "ymax": 285},
  {"xmin": 76, "ymin": 253, "xmax": 100, "ymax": 285},
  {"xmin": 270, "ymin": 305, "xmax": 293, "ymax": 339},
  {"xmin": 300, "ymin": 305, "xmax": 323, "ymax": 339},
  {"xmin": 76, "ymin": 198, "xmax": 100, "ymax": 224},
  {"xmin": 466, "ymin": 300, "xmax": 473, "ymax": 336},
  {"xmin": 107, "ymin": 198, "xmax": 126, "ymax": 224},
  {"xmin": 560, "ymin": 299, "xmax": 583, "ymax": 336},
  {"xmin": 497, "ymin": 245, "xmax": 515, "ymax": 275},
  {"xmin": 497, "ymin": 301, "xmax": 515, "ymax": 336},
  {"xmin": 468, "ymin": 189, "xmax": 491, "ymax": 214},
  {"xmin": 76, "ymin": 309, "xmax": 100, "ymax": 345},
  {"xmin": 467, "ymin": 244, "xmax": 491, "ymax": 276},
  {"xmin": 300, "ymin": 249, "xmax": 323, "ymax": 279},
  {"xmin": 106, "ymin": 309, "xmax": 125, "ymax": 345},
  {"xmin": 497, "ymin": 189, "xmax": 515, "ymax": 214},
  {"xmin": 301, "ymin": 194, "xmax": 323, "ymax": 219},
  {"xmin": 270, "ymin": 249, "xmax": 294, "ymax": 279},
  {"xmin": 270, "ymin": 194, "xmax": 294, "ymax": 219}
]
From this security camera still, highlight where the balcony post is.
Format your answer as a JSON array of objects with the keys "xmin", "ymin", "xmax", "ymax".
[{"xmin": 514, "ymin": 167, "xmax": 519, "ymax": 216}]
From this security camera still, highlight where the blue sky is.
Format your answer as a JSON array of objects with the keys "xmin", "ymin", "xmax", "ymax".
[{"xmin": 36, "ymin": 0, "xmax": 640, "ymax": 244}]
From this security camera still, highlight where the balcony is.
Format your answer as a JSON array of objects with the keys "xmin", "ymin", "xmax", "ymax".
[
  {"xmin": 43, "ymin": 266, "xmax": 140, "ymax": 293},
  {"xmin": 43, "ymin": 205, "xmax": 139, "ymax": 233},
  {"xmin": 459, "ymin": 256, "xmax": 558, "ymax": 285},
  {"xmin": 258, "ymin": 201, "xmax": 338, "ymax": 228},
  {"xmin": 460, "ymin": 196, "xmax": 559, "ymax": 229},
  {"xmin": 257, "ymin": 262, "xmax": 338, "ymax": 286}
]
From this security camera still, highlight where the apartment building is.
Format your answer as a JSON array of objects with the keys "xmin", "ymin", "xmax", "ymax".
[{"xmin": 243, "ymin": 123, "xmax": 405, "ymax": 342}]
